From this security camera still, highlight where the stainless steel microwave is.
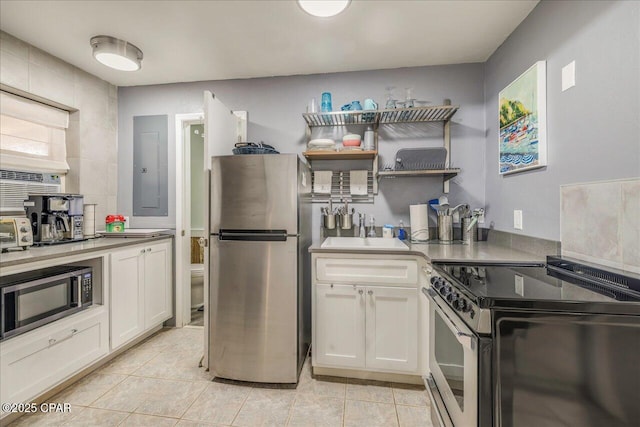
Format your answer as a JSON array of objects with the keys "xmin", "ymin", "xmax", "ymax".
[{"xmin": 1, "ymin": 266, "xmax": 93, "ymax": 341}]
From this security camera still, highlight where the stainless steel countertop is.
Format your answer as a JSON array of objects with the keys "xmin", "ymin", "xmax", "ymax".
[
  {"xmin": 309, "ymin": 240, "xmax": 545, "ymax": 264},
  {"xmin": 0, "ymin": 234, "xmax": 174, "ymax": 269}
]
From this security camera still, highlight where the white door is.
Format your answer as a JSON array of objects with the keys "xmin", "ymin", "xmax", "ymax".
[
  {"xmin": 314, "ymin": 283, "xmax": 366, "ymax": 368},
  {"xmin": 110, "ymin": 246, "xmax": 145, "ymax": 349},
  {"xmin": 365, "ymin": 286, "xmax": 418, "ymax": 373},
  {"xmin": 203, "ymin": 90, "xmax": 241, "ymax": 369},
  {"xmin": 144, "ymin": 241, "xmax": 172, "ymax": 328}
]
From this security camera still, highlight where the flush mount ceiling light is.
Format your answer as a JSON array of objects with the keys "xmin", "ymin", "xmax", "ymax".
[
  {"xmin": 297, "ymin": 0, "xmax": 350, "ymax": 18},
  {"xmin": 90, "ymin": 35, "xmax": 143, "ymax": 71}
]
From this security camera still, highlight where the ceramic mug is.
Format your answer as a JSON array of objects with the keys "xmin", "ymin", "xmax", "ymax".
[
  {"xmin": 364, "ymin": 98, "xmax": 378, "ymax": 110},
  {"xmin": 350, "ymin": 101, "xmax": 362, "ymax": 110}
]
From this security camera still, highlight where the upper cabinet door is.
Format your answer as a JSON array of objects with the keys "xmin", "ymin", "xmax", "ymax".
[{"xmin": 210, "ymin": 154, "xmax": 299, "ymax": 233}]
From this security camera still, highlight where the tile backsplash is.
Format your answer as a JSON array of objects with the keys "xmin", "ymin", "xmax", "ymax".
[{"xmin": 561, "ymin": 178, "xmax": 640, "ymax": 273}]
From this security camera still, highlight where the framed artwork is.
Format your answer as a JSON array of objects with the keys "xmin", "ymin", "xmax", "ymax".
[{"xmin": 499, "ymin": 60, "xmax": 547, "ymax": 174}]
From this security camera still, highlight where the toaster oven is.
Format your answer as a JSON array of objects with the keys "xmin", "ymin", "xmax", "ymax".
[{"xmin": 0, "ymin": 217, "xmax": 33, "ymax": 252}]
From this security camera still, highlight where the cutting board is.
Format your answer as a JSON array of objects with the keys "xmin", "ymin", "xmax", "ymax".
[{"xmin": 99, "ymin": 228, "xmax": 170, "ymax": 238}]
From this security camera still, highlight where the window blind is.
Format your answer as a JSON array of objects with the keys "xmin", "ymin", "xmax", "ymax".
[{"xmin": 0, "ymin": 91, "xmax": 69, "ymax": 173}]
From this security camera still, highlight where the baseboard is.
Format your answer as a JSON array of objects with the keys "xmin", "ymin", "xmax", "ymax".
[{"xmin": 313, "ymin": 366, "xmax": 423, "ymax": 385}]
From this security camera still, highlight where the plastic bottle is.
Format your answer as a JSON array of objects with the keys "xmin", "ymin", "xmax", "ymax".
[
  {"xmin": 368, "ymin": 216, "xmax": 377, "ymax": 237},
  {"xmin": 397, "ymin": 220, "xmax": 407, "ymax": 241}
]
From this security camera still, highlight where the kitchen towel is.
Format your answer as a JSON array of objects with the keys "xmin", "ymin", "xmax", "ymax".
[
  {"xmin": 313, "ymin": 171, "xmax": 332, "ymax": 194},
  {"xmin": 410, "ymin": 204, "xmax": 430, "ymax": 242},
  {"xmin": 350, "ymin": 170, "xmax": 368, "ymax": 196}
]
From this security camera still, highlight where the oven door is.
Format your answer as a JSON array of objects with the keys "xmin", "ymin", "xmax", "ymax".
[
  {"xmin": 428, "ymin": 288, "xmax": 478, "ymax": 427},
  {"xmin": 1, "ymin": 273, "xmax": 82, "ymax": 340}
]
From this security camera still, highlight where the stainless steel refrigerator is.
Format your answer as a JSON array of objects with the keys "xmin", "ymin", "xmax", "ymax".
[{"xmin": 208, "ymin": 154, "xmax": 312, "ymax": 384}]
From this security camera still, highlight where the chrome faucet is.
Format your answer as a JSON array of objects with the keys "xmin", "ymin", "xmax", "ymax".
[{"xmin": 359, "ymin": 214, "xmax": 366, "ymax": 238}]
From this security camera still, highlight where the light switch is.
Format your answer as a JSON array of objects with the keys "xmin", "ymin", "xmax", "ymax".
[
  {"xmin": 562, "ymin": 61, "xmax": 576, "ymax": 91},
  {"xmin": 514, "ymin": 210, "xmax": 523, "ymax": 230}
]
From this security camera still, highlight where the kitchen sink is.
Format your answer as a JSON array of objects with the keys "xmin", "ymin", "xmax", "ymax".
[{"xmin": 320, "ymin": 237, "xmax": 410, "ymax": 251}]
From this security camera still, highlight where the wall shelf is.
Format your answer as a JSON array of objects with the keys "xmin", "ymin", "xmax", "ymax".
[
  {"xmin": 302, "ymin": 105, "xmax": 459, "ymax": 128},
  {"xmin": 303, "ymin": 150, "xmax": 377, "ymax": 161},
  {"xmin": 302, "ymin": 103, "xmax": 460, "ymax": 194},
  {"xmin": 378, "ymin": 168, "xmax": 460, "ymax": 182}
]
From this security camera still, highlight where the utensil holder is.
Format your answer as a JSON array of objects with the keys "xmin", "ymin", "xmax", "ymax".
[
  {"xmin": 324, "ymin": 213, "xmax": 336, "ymax": 229},
  {"xmin": 462, "ymin": 217, "xmax": 478, "ymax": 243},
  {"xmin": 437, "ymin": 215, "xmax": 453, "ymax": 242},
  {"xmin": 340, "ymin": 213, "xmax": 353, "ymax": 230}
]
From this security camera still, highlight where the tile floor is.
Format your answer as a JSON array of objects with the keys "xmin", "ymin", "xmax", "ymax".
[{"xmin": 9, "ymin": 327, "xmax": 433, "ymax": 426}]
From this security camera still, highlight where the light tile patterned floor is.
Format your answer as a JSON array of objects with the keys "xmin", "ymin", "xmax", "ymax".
[{"xmin": 9, "ymin": 327, "xmax": 433, "ymax": 426}]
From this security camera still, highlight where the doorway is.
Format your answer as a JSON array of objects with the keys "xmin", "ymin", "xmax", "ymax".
[
  {"xmin": 175, "ymin": 113, "xmax": 205, "ymax": 328},
  {"xmin": 188, "ymin": 123, "xmax": 206, "ymax": 326}
]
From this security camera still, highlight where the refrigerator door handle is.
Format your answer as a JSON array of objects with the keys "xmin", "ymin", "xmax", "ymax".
[{"xmin": 218, "ymin": 229, "xmax": 288, "ymax": 241}]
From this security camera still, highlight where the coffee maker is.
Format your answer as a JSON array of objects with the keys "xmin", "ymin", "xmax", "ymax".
[{"xmin": 24, "ymin": 194, "xmax": 84, "ymax": 245}]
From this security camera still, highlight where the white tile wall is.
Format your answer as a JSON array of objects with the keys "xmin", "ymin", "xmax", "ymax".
[
  {"xmin": 0, "ymin": 30, "xmax": 117, "ymax": 223},
  {"xmin": 561, "ymin": 178, "xmax": 640, "ymax": 273}
]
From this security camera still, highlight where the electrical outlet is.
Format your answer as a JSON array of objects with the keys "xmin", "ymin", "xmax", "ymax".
[{"xmin": 514, "ymin": 210, "xmax": 523, "ymax": 230}]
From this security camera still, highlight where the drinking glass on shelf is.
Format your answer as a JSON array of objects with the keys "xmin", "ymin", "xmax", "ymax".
[
  {"xmin": 384, "ymin": 86, "xmax": 397, "ymax": 109},
  {"xmin": 404, "ymin": 87, "xmax": 415, "ymax": 108}
]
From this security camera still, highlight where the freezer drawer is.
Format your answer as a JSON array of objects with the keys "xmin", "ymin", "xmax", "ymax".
[
  {"xmin": 210, "ymin": 155, "xmax": 299, "ymax": 232},
  {"xmin": 209, "ymin": 237, "xmax": 298, "ymax": 383}
]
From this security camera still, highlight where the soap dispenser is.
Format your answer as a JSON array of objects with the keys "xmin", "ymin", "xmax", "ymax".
[{"xmin": 397, "ymin": 220, "xmax": 407, "ymax": 241}]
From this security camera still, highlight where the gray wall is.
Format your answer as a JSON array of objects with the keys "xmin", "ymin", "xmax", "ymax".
[
  {"xmin": 118, "ymin": 64, "xmax": 486, "ymax": 238},
  {"xmin": 483, "ymin": 0, "xmax": 640, "ymax": 240}
]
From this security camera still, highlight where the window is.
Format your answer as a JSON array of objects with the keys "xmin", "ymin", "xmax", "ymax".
[{"xmin": 0, "ymin": 91, "xmax": 69, "ymax": 173}]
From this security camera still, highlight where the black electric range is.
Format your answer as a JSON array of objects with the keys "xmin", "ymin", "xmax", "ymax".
[
  {"xmin": 429, "ymin": 256, "xmax": 640, "ymax": 334},
  {"xmin": 425, "ymin": 256, "xmax": 640, "ymax": 427}
]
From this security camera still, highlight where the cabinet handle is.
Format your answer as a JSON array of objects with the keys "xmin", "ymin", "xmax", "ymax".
[
  {"xmin": 70, "ymin": 328, "xmax": 78, "ymax": 335},
  {"xmin": 358, "ymin": 289, "xmax": 364, "ymax": 295},
  {"xmin": 48, "ymin": 338, "xmax": 56, "ymax": 346},
  {"xmin": 146, "ymin": 248, "xmax": 152, "ymax": 252},
  {"xmin": 368, "ymin": 290, "xmax": 373, "ymax": 295},
  {"xmin": 422, "ymin": 266, "xmax": 433, "ymax": 275},
  {"xmin": 140, "ymin": 249, "xmax": 145, "ymax": 254}
]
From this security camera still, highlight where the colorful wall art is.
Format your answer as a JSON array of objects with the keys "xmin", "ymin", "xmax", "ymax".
[{"xmin": 499, "ymin": 61, "xmax": 547, "ymax": 174}]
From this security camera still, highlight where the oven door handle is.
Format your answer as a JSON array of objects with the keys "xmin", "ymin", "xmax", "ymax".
[{"xmin": 423, "ymin": 287, "xmax": 476, "ymax": 350}]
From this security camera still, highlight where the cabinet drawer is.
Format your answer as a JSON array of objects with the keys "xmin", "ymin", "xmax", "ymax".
[
  {"xmin": 316, "ymin": 258, "xmax": 418, "ymax": 285},
  {"xmin": 1, "ymin": 307, "xmax": 108, "ymax": 406}
]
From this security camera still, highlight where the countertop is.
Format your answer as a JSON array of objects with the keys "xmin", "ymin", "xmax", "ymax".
[
  {"xmin": 309, "ymin": 240, "xmax": 546, "ymax": 264},
  {"xmin": 0, "ymin": 234, "xmax": 174, "ymax": 269}
]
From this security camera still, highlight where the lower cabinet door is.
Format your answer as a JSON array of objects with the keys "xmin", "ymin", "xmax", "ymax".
[
  {"xmin": 144, "ymin": 241, "xmax": 172, "ymax": 328},
  {"xmin": 110, "ymin": 246, "xmax": 145, "ymax": 349},
  {"xmin": 0, "ymin": 308, "xmax": 109, "ymax": 406},
  {"xmin": 314, "ymin": 283, "xmax": 366, "ymax": 368},
  {"xmin": 365, "ymin": 286, "xmax": 418, "ymax": 373}
]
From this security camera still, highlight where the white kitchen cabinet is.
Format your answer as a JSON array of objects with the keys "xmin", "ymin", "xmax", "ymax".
[
  {"xmin": 365, "ymin": 286, "xmax": 418, "ymax": 372},
  {"xmin": 0, "ymin": 307, "xmax": 108, "ymax": 408},
  {"xmin": 312, "ymin": 254, "xmax": 422, "ymax": 376},
  {"xmin": 110, "ymin": 240, "xmax": 172, "ymax": 350},
  {"xmin": 143, "ymin": 242, "xmax": 172, "ymax": 327},
  {"xmin": 110, "ymin": 246, "xmax": 145, "ymax": 349},
  {"xmin": 314, "ymin": 283, "xmax": 366, "ymax": 368}
]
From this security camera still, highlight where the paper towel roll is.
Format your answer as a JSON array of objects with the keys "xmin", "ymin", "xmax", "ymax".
[{"xmin": 410, "ymin": 204, "xmax": 429, "ymax": 242}]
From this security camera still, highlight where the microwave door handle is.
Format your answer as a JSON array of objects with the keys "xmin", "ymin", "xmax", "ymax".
[{"xmin": 74, "ymin": 275, "xmax": 82, "ymax": 308}]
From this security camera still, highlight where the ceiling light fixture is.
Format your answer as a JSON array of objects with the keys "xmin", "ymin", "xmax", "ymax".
[
  {"xmin": 90, "ymin": 35, "xmax": 143, "ymax": 71},
  {"xmin": 297, "ymin": 0, "xmax": 350, "ymax": 18}
]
